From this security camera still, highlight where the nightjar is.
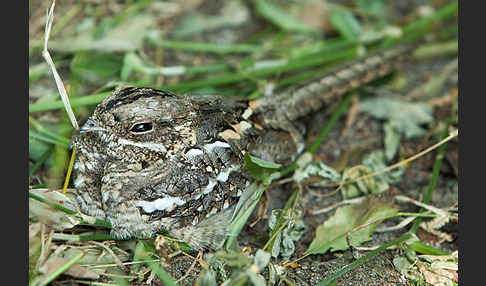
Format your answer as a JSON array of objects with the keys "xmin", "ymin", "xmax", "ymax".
[{"xmin": 70, "ymin": 45, "xmax": 411, "ymax": 249}]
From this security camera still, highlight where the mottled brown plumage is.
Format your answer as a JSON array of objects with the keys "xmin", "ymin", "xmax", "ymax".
[{"xmin": 71, "ymin": 45, "xmax": 411, "ymax": 249}]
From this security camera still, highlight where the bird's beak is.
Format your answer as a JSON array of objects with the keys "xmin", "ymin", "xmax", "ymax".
[{"xmin": 79, "ymin": 119, "xmax": 107, "ymax": 133}]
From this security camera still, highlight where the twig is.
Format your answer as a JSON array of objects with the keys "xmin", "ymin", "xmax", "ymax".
[
  {"xmin": 410, "ymin": 125, "xmax": 451, "ymax": 233},
  {"xmin": 42, "ymin": 0, "xmax": 79, "ymax": 130},
  {"xmin": 376, "ymin": 216, "xmax": 416, "ymax": 232},
  {"xmin": 249, "ymin": 189, "xmax": 270, "ymax": 227},
  {"xmin": 306, "ymin": 185, "xmax": 340, "ymax": 198},
  {"xmin": 84, "ymin": 259, "xmax": 161, "ymax": 269},
  {"xmin": 395, "ymin": 195, "xmax": 448, "ymax": 217},
  {"xmin": 37, "ymin": 225, "xmax": 55, "ymax": 270},
  {"xmin": 318, "ymin": 129, "xmax": 458, "ymax": 188},
  {"xmin": 62, "ymin": 148, "xmax": 76, "ymax": 195},
  {"xmin": 90, "ymin": 241, "xmax": 127, "ymax": 271},
  {"xmin": 175, "ymin": 251, "xmax": 202, "ymax": 283},
  {"xmin": 311, "ymin": 196, "xmax": 365, "ymax": 215},
  {"xmin": 354, "ymin": 245, "xmax": 380, "ymax": 251}
]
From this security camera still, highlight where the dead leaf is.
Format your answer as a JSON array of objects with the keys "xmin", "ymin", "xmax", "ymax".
[
  {"xmin": 305, "ymin": 197, "xmax": 397, "ymax": 256},
  {"xmin": 418, "ymin": 262, "xmax": 457, "ymax": 286},
  {"xmin": 64, "ymin": 264, "xmax": 100, "ymax": 280},
  {"xmin": 45, "ymin": 14, "xmax": 155, "ymax": 52},
  {"xmin": 174, "ymin": 0, "xmax": 250, "ymax": 38},
  {"xmin": 420, "ymin": 208, "xmax": 457, "ymax": 243},
  {"xmin": 29, "ymin": 222, "xmax": 42, "ymax": 241},
  {"xmin": 360, "ymin": 97, "xmax": 434, "ymax": 139},
  {"xmin": 29, "ymin": 189, "xmax": 81, "ymax": 231},
  {"xmin": 38, "ymin": 256, "xmax": 71, "ymax": 276},
  {"xmin": 298, "ymin": 0, "xmax": 333, "ymax": 33},
  {"xmin": 402, "ymin": 251, "xmax": 459, "ymax": 286},
  {"xmin": 343, "ymin": 95, "xmax": 360, "ymax": 136},
  {"xmin": 407, "ymin": 58, "xmax": 458, "ymax": 100}
]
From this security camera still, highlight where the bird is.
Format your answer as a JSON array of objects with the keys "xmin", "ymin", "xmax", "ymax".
[{"xmin": 70, "ymin": 44, "xmax": 411, "ymax": 250}]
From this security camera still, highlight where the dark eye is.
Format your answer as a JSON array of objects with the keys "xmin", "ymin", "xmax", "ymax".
[{"xmin": 129, "ymin": 122, "xmax": 153, "ymax": 133}]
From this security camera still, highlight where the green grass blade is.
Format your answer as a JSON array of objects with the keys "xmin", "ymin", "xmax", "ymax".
[
  {"xmin": 317, "ymin": 232, "xmax": 413, "ymax": 286},
  {"xmin": 28, "ymin": 190, "xmax": 112, "ymax": 228},
  {"xmin": 29, "ymin": 147, "xmax": 54, "ymax": 177},
  {"xmin": 308, "ymin": 92, "xmax": 355, "ymax": 154},
  {"xmin": 143, "ymin": 258, "xmax": 178, "ymax": 286},
  {"xmin": 381, "ymin": 1, "xmax": 458, "ymax": 47},
  {"xmin": 52, "ymin": 233, "xmax": 115, "ymax": 242},
  {"xmin": 408, "ymin": 241, "xmax": 448, "ymax": 255},
  {"xmin": 146, "ymin": 36, "xmax": 261, "ymax": 54},
  {"xmin": 29, "ymin": 91, "xmax": 111, "ymax": 113},
  {"xmin": 254, "ymin": 0, "xmax": 318, "ymax": 33},
  {"xmin": 29, "ymin": 130, "xmax": 70, "ymax": 148},
  {"xmin": 279, "ymin": 91, "xmax": 354, "ymax": 178},
  {"xmin": 263, "ymin": 188, "xmax": 300, "ymax": 253},
  {"xmin": 225, "ymin": 183, "xmax": 266, "ymax": 251},
  {"xmin": 164, "ymin": 47, "xmax": 357, "ymax": 92},
  {"xmin": 39, "ymin": 251, "xmax": 85, "ymax": 286},
  {"xmin": 410, "ymin": 126, "xmax": 449, "ymax": 233},
  {"xmin": 137, "ymin": 241, "xmax": 178, "ymax": 286},
  {"xmin": 29, "ymin": 191, "xmax": 77, "ymax": 215}
]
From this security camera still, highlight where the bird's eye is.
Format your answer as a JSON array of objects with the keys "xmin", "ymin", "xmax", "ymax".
[{"xmin": 129, "ymin": 122, "xmax": 153, "ymax": 134}]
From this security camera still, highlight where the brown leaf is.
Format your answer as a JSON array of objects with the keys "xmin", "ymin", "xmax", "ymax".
[
  {"xmin": 298, "ymin": 0, "xmax": 334, "ymax": 33},
  {"xmin": 418, "ymin": 263, "xmax": 457, "ymax": 286},
  {"xmin": 38, "ymin": 254, "xmax": 100, "ymax": 280},
  {"xmin": 64, "ymin": 263, "xmax": 100, "ymax": 279},
  {"xmin": 29, "ymin": 189, "xmax": 80, "ymax": 231},
  {"xmin": 416, "ymin": 251, "xmax": 458, "ymax": 286}
]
